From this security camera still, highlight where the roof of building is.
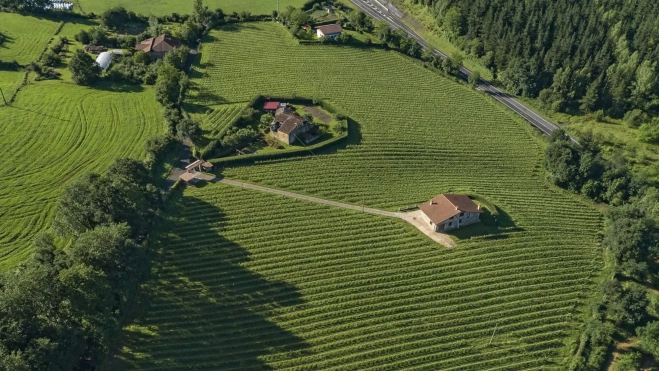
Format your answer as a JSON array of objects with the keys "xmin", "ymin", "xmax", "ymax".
[
  {"xmin": 419, "ymin": 194, "xmax": 483, "ymax": 224},
  {"xmin": 95, "ymin": 52, "xmax": 112, "ymax": 71},
  {"xmin": 264, "ymin": 101, "xmax": 280, "ymax": 110},
  {"xmin": 316, "ymin": 24, "xmax": 343, "ymax": 35},
  {"xmin": 135, "ymin": 34, "xmax": 182, "ymax": 53},
  {"xmin": 185, "ymin": 159, "xmax": 203, "ymax": 170},
  {"xmin": 201, "ymin": 161, "xmax": 213, "ymax": 168},
  {"xmin": 274, "ymin": 107, "xmax": 307, "ymax": 135},
  {"xmin": 180, "ymin": 172, "xmax": 197, "ymax": 182}
]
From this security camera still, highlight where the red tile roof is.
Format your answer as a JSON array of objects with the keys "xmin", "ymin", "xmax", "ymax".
[
  {"xmin": 135, "ymin": 34, "xmax": 182, "ymax": 53},
  {"xmin": 264, "ymin": 101, "xmax": 280, "ymax": 110},
  {"xmin": 419, "ymin": 194, "xmax": 483, "ymax": 224}
]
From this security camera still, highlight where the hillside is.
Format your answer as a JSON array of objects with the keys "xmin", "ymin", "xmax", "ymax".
[{"xmin": 118, "ymin": 22, "xmax": 604, "ymax": 369}]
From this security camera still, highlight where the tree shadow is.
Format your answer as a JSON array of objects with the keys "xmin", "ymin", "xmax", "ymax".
[
  {"xmin": 93, "ymin": 81, "xmax": 145, "ymax": 93},
  {"xmin": 114, "ymin": 193, "xmax": 307, "ymax": 369}
]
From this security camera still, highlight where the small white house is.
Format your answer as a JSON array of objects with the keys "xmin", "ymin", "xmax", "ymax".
[{"xmin": 316, "ymin": 24, "xmax": 343, "ymax": 39}]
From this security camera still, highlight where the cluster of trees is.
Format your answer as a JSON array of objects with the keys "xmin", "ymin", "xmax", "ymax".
[
  {"xmin": 27, "ymin": 36, "xmax": 68, "ymax": 79},
  {"xmin": 0, "ymin": 0, "xmax": 50, "ymax": 12},
  {"xmin": 546, "ymin": 131, "xmax": 659, "ymax": 370},
  {"xmin": 410, "ymin": 0, "xmax": 659, "ymax": 121},
  {"xmin": 544, "ymin": 130, "xmax": 642, "ymax": 205},
  {"xmin": 0, "ymin": 158, "xmax": 158, "ymax": 370},
  {"xmin": 374, "ymin": 22, "xmax": 422, "ymax": 59}
]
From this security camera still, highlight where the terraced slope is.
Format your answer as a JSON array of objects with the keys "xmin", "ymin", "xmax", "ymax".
[
  {"xmin": 120, "ymin": 22, "xmax": 604, "ymax": 369},
  {"xmin": 119, "ymin": 185, "xmax": 601, "ymax": 370},
  {"xmin": 76, "ymin": 0, "xmax": 307, "ymax": 17},
  {"xmin": 0, "ymin": 13, "xmax": 61, "ymax": 101},
  {"xmin": 0, "ymin": 82, "xmax": 162, "ymax": 268}
]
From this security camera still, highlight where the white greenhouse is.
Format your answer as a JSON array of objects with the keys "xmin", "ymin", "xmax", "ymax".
[{"xmin": 95, "ymin": 52, "xmax": 112, "ymax": 72}]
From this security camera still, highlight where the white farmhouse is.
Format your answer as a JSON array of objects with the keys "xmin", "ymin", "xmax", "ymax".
[
  {"xmin": 419, "ymin": 194, "xmax": 484, "ymax": 232},
  {"xmin": 316, "ymin": 24, "xmax": 343, "ymax": 39}
]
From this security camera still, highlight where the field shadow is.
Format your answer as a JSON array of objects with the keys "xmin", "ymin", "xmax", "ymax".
[
  {"xmin": 94, "ymin": 81, "xmax": 145, "ymax": 93},
  {"xmin": 113, "ymin": 193, "xmax": 308, "ymax": 369},
  {"xmin": 6, "ymin": 104, "xmax": 69, "ymax": 122}
]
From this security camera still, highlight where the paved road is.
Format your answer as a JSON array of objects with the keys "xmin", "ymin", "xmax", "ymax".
[{"xmin": 350, "ymin": 0, "xmax": 565, "ymax": 138}]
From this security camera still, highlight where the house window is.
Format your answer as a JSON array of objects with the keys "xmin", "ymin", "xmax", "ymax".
[
  {"xmin": 448, "ymin": 222, "xmax": 452, "ymax": 226},
  {"xmin": 460, "ymin": 212, "xmax": 464, "ymax": 217}
]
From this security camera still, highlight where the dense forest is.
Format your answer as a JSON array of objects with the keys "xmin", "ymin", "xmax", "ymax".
[{"xmin": 409, "ymin": 0, "xmax": 659, "ymax": 120}]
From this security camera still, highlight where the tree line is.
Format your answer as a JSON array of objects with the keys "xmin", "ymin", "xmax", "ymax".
[
  {"xmin": 409, "ymin": 0, "xmax": 659, "ymax": 123},
  {"xmin": 545, "ymin": 130, "xmax": 659, "ymax": 370},
  {"xmin": 0, "ymin": 158, "xmax": 161, "ymax": 370}
]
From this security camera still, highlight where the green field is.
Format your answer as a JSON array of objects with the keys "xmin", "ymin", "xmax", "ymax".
[
  {"xmin": 118, "ymin": 22, "xmax": 604, "ymax": 369},
  {"xmin": 0, "ymin": 13, "xmax": 61, "ymax": 101},
  {"xmin": 76, "ymin": 0, "xmax": 307, "ymax": 17},
  {"xmin": 0, "ymin": 81, "xmax": 162, "ymax": 268}
]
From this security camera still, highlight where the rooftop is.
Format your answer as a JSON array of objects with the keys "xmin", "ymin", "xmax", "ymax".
[
  {"xmin": 419, "ymin": 194, "xmax": 483, "ymax": 224},
  {"xmin": 315, "ymin": 24, "xmax": 343, "ymax": 35},
  {"xmin": 264, "ymin": 101, "xmax": 280, "ymax": 110},
  {"xmin": 185, "ymin": 160, "xmax": 203, "ymax": 170},
  {"xmin": 179, "ymin": 172, "xmax": 197, "ymax": 182},
  {"xmin": 135, "ymin": 34, "xmax": 182, "ymax": 53},
  {"xmin": 274, "ymin": 107, "xmax": 307, "ymax": 134}
]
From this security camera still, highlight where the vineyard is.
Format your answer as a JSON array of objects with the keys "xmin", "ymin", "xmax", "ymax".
[
  {"xmin": 0, "ymin": 13, "xmax": 61, "ymax": 102},
  {"xmin": 117, "ymin": 22, "xmax": 606, "ymax": 369},
  {"xmin": 76, "ymin": 0, "xmax": 307, "ymax": 17},
  {"xmin": 0, "ymin": 81, "xmax": 162, "ymax": 269},
  {"xmin": 118, "ymin": 185, "xmax": 602, "ymax": 370},
  {"xmin": 192, "ymin": 103, "xmax": 245, "ymax": 137}
]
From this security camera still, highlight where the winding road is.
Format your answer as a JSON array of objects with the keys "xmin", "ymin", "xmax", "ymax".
[{"xmin": 350, "ymin": 0, "xmax": 564, "ymax": 137}]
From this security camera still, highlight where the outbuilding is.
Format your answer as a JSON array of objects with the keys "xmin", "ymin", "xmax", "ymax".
[
  {"xmin": 419, "ymin": 194, "xmax": 484, "ymax": 232},
  {"xmin": 316, "ymin": 24, "xmax": 343, "ymax": 39},
  {"xmin": 201, "ymin": 161, "xmax": 214, "ymax": 171},
  {"xmin": 264, "ymin": 101, "xmax": 280, "ymax": 111},
  {"xmin": 179, "ymin": 172, "xmax": 199, "ymax": 186}
]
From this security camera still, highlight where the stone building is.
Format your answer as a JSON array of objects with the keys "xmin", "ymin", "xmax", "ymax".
[
  {"xmin": 270, "ymin": 106, "xmax": 319, "ymax": 145},
  {"xmin": 419, "ymin": 194, "xmax": 483, "ymax": 232}
]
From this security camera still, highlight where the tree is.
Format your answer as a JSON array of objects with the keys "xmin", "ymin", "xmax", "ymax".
[
  {"xmin": 603, "ymin": 205, "xmax": 656, "ymax": 263},
  {"xmin": 374, "ymin": 21, "xmax": 392, "ymax": 44},
  {"xmin": 180, "ymin": 19, "xmax": 201, "ymax": 44},
  {"xmin": 155, "ymin": 64, "xmax": 188, "ymax": 106},
  {"xmin": 638, "ymin": 118, "xmax": 659, "ymax": 143},
  {"xmin": 192, "ymin": 0, "xmax": 211, "ymax": 26},
  {"xmin": 68, "ymin": 50, "xmax": 101, "ymax": 86},
  {"xmin": 175, "ymin": 118, "xmax": 202, "ymax": 143},
  {"xmin": 612, "ymin": 351, "xmax": 641, "ymax": 371},
  {"xmin": 163, "ymin": 46, "xmax": 190, "ymax": 70},
  {"xmin": 637, "ymin": 321, "xmax": 659, "ymax": 357},
  {"xmin": 468, "ymin": 71, "xmax": 480, "ymax": 87},
  {"xmin": 260, "ymin": 113, "xmax": 274, "ymax": 127}
]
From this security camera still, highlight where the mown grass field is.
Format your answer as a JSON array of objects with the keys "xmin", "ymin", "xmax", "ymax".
[
  {"xmin": 0, "ymin": 81, "xmax": 162, "ymax": 268},
  {"xmin": 76, "ymin": 0, "xmax": 307, "ymax": 17},
  {"xmin": 118, "ymin": 22, "xmax": 605, "ymax": 369},
  {"xmin": 0, "ymin": 13, "xmax": 61, "ymax": 101}
]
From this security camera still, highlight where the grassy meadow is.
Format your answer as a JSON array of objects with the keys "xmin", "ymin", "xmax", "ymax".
[
  {"xmin": 118, "ymin": 22, "xmax": 604, "ymax": 369},
  {"xmin": 76, "ymin": 0, "xmax": 307, "ymax": 17},
  {"xmin": 0, "ymin": 13, "xmax": 61, "ymax": 101},
  {"xmin": 0, "ymin": 81, "xmax": 162, "ymax": 268}
]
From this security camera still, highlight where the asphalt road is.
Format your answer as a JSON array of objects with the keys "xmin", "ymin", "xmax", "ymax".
[{"xmin": 350, "ymin": 0, "xmax": 563, "ymax": 137}]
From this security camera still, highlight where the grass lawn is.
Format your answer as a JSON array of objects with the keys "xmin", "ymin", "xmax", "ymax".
[
  {"xmin": 118, "ymin": 22, "xmax": 605, "ymax": 370},
  {"xmin": 0, "ymin": 13, "xmax": 62, "ymax": 101},
  {"xmin": 0, "ymin": 81, "xmax": 162, "ymax": 269},
  {"xmin": 76, "ymin": 0, "xmax": 308, "ymax": 17}
]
